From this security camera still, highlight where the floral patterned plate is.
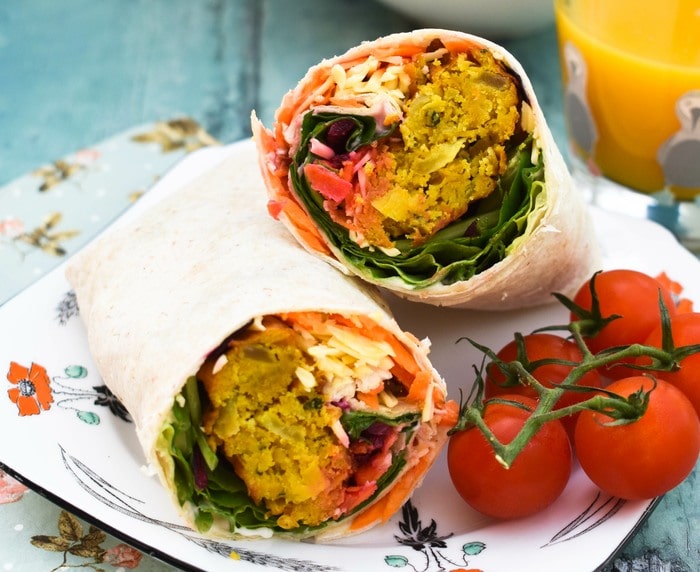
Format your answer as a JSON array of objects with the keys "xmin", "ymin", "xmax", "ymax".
[{"xmin": 2, "ymin": 139, "xmax": 700, "ymax": 572}]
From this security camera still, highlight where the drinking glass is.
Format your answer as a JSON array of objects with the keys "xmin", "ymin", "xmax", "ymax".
[{"xmin": 554, "ymin": 0, "xmax": 700, "ymax": 251}]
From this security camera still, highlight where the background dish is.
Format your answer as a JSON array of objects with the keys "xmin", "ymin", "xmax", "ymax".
[
  {"xmin": 2, "ymin": 140, "xmax": 700, "ymax": 571},
  {"xmin": 372, "ymin": 0, "xmax": 555, "ymax": 38}
]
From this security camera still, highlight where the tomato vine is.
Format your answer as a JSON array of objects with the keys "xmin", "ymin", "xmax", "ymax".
[{"xmin": 449, "ymin": 271, "xmax": 700, "ymax": 470}]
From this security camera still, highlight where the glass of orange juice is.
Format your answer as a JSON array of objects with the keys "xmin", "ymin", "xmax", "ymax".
[{"xmin": 554, "ymin": 0, "xmax": 700, "ymax": 251}]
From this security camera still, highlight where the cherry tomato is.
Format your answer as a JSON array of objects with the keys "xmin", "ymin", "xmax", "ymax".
[
  {"xmin": 575, "ymin": 376, "xmax": 700, "ymax": 500},
  {"xmin": 485, "ymin": 333, "xmax": 603, "ymax": 437},
  {"xmin": 635, "ymin": 312, "xmax": 700, "ymax": 418},
  {"xmin": 447, "ymin": 395, "xmax": 572, "ymax": 519},
  {"xmin": 571, "ymin": 269, "xmax": 677, "ymax": 379}
]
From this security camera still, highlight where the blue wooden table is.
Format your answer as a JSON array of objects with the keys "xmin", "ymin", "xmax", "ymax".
[{"xmin": 0, "ymin": 1, "xmax": 697, "ymax": 571}]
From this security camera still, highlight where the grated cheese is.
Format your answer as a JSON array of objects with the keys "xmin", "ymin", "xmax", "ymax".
[
  {"xmin": 212, "ymin": 354, "xmax": 228, "ymax": 375},
  {"xmin": 295, "ymin": 366, "xmax": 317, "ymax": 389}
]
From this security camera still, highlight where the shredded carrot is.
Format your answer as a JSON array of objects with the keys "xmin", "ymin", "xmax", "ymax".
[
  {"xmin": 278, "ymin": 199, "xmax": 331, "ymax": 256},
  {"xmin": 351, "ymin": 315, "xmax": 434, "ymax": 394},
  {"xmin": 367, "ymin": 381, "xmax": 386, "ymax": 395},
  {"xmin": 303, "ymin": 163, "xmax": 353, "ymax": 202},
  {"xmin": 279, "ymin": 308, "xmax": 459, "ymax": 533},
  {"xmin": 357, "ymin": 392, "xmax": 380, "ymax": 409},
  {"xmin": 656, "ymin": 271, "xmax": 694, "ymax": 313},
  {"xmin": 436, "ymin": 400, "xmax": 460, "ymax": 427},
  {"xmin": 355, "ymin": 316, "xmax": 421, "ymax": 383},
  {"xmin": 386, "ymin": 338, "xmax": 421, "ymax": 380},
  {"xmin": 349, "ymin": 453, "xmax": 433, "ymax": 531},
  {"xmin": 353, "ymin": 315, "xmax": 389, "ymax": 338},
  {"xmin": 390, "ymin": 363, "xmax": 417, "ymax": 389},
  {"xmin": 284, "ymin": 311, "xmax": 364, "ymax": 335},
  {"xmin": 340, "ymin": 160, "xmax": 355, "ymax": 182},
  {"xmin": 266, "ymin": 200, "xmax": 283, "ymax": 220},
  {"xmin": 432, "ymin": 386, "xmax": 446, "ymax": 408},
  {"xmin": 440, "ymin": 38, "xmax": 481, "ymax": 53},
  {"xmin": 379, "ymin": 454, "xmax": 432, "ymax": 521},
  {"xmin": 276, "ymin": 66, "xmax": 332, "ymax": 126},
  {"xmin": 253, "ymin": 117, "xmax": 332, "ymax": 256},
  {"xmin": 288, "ymin": 72, "xmax": 337, "ymax": 122},
  {"xmin": 280, "ymin": 312, "xmax": 330, "ymax": 336},
  {"xmin": 656, "ymin": 271, "xmax": 683, "ymax": 295},
  {"xmin": 339, "ymin": 44, "xmax": 423, "ymax": 68},
  {"xmin": 406, "ymin": 371, "xmax": 432, "ymax": 403},
  {"xmin": 357, "ymin": 382, "xmax": 384, "ymax": 410}
]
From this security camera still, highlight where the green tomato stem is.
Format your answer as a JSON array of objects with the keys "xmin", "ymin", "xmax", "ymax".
[{"xmin": 453, "ymin": 288, "xmax": 700, "ymax": 469}]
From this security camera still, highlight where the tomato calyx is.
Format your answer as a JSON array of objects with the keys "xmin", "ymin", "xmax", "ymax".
[
  {"xmin": 560, "ymin": 275, "xmax": 700, "ymax": 376},
  {"xmin": 484, "ymin": 332, "xmax": 582, "ymax": 391},
  {"xmin": 580, "ymin": 383, "xmax": 651, "ymax": 426},
  {"xmin": 552, "ymin": 270, "xmax": 621, "ymax": 340}
]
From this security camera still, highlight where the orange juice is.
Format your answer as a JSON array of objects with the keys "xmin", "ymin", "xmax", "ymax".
[{"xmin": 555, "ymin": 0, "xmax": 700, "ymax": 198}]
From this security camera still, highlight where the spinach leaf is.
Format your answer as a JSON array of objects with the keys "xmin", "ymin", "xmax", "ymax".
[{"xmin": 341, "ymin": 409, "xmax": 421, "ymax": 440}]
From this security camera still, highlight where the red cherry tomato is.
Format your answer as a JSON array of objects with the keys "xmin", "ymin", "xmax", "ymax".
[
  {"xmin": 485, "ymin": 333, "xmax": 603, "ymax": 437},
  {"xmin": 448, "ymin": 395, "xmax": 572, "ymax": 519},
  {"xmin": 571, "ymin": 269, "xmax": 677, "ymax": 379},
  {"xmin": 575, "ymin": 376, "xmax": 700, "ymax": 500},
  {"xmin": 635, "ymin": 312, "xmax": 700, "ymax": 418}
]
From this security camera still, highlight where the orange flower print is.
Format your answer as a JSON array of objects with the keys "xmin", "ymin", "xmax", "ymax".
[{"xmin": 6, "ymin": 361, "xmax": 53, "ymax": 416}]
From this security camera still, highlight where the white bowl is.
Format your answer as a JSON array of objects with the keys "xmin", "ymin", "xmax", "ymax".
[{"xmin": 375, "ymin": 0, "xmax": 555, "ymax": 39}]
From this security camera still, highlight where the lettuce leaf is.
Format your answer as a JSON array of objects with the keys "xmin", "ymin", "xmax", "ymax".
[
  {"xmin": 291, "ymin": 111, "xmax": 545, "ymax": 288},
  {"xmin": 164, "ymin": 378, "xmax": 276, "ymax": 533},
  {"xmin": 161, "ymin": 377, "xmax": 422, "ymax": 535},
  {"xmin": 341, "ymin": 409, "xmax": 422, "ymax": 440}
]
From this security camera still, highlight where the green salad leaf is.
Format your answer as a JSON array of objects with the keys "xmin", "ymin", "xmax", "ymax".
[
  {"xmin": 291, "ymin": 111, "xmax": 545, "ymax": 288},
  {"xmin": 341, "ymin": 409, "xmax": 422, "ymax": 440}
]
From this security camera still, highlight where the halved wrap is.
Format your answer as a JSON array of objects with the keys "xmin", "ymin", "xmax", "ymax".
[
  {"xmin": 65, "ymin": 142, "xmax": 458, "ymax": 541},
  {"xmin": 252, "ymin": 29, "xmax": 599, "ymax": 310}
]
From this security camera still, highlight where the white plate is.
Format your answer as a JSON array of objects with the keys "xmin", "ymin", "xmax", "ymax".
[{"xmin": 2, "ymin": 140, "xmax": 699, "ymax": 572}]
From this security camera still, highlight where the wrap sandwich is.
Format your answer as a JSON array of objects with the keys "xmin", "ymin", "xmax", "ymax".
[
  {"xmin": 252, "ymin": 29, "xmax": 599, "ymax": 310},
  {"xmin": 65, "ymin": 142, "xmax": 458, "ymax": 541}
]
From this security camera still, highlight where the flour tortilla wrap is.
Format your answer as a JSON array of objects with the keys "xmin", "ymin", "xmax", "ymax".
[
  {"xmin": 65, "ymin": 142, "xmax": 456, "ymax": 541},
  {"xmin": 252, "ymin": 29, "xmax": 599, "ymax": 310}
]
